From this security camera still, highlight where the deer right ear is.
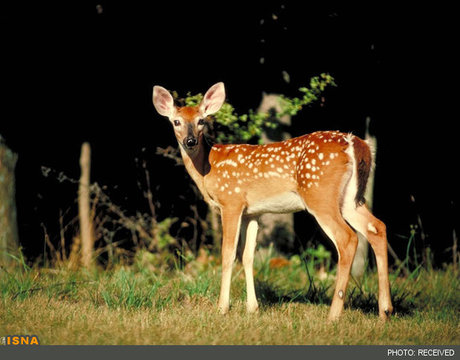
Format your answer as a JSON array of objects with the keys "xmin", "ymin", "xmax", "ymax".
[
  {"xmin": 153, "ymin": 86, "xmax": 176, "ymax": 118},
  {"xmin": 200, "ymin": 82, "xmax": 226, "ymax": 116}
]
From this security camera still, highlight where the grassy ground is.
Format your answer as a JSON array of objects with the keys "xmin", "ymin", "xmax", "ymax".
[{"xmin": 1, "ymin": 249, "xmax": 459, "ymax": 345}]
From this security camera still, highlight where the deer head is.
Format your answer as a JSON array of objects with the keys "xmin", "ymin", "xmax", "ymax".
[{"xmin": 152, "ymin": 82, "xmax": 226, "ymax": 153}]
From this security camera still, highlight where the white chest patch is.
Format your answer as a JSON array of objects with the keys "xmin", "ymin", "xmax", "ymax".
[{"xmin": 245, "ymin": 191, "xmax": 305, "ymax": 215}]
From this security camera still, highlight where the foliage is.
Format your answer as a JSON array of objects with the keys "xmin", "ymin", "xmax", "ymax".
[
  {"xmin": 297, "ymin": 244, "xmax": 332, "ymax": 274},
  {"xmin": 184, "ymin": 73, "xmax": 336, "ymax": 144}
]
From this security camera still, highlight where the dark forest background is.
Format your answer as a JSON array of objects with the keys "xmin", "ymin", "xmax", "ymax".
[{"xmin": 0, "ymin": 3, "xmax": 457, "ymax": 266}]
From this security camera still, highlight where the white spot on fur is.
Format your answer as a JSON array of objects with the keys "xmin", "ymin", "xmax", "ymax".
[
  {"xmin": 367, "ymin": 223, "xmax": 378, "ymax": 234},
  {"xmin": 216, "ymin": 159, "xmax": 237, "ymax": 167}
]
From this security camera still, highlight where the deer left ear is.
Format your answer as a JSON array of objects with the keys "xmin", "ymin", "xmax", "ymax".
[{"xmin": 200, "ymin": 82, "xmax": 226, "ymax": 116}]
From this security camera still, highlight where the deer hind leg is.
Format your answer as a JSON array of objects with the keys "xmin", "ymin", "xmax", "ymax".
[
  {"xmin": 241, "ymin": 217, "xmax": 259, "ymax": 313},
  {"xmin": 306, "ymin": 202, "xmax": 359, "ymax": 321},
  {"xmin": 342, "ymin": 204, "xmax": 393, "ymax": 319},
  {"xmin": 218, "ymin": 206, "xmax": 244, "ymax": 314}
]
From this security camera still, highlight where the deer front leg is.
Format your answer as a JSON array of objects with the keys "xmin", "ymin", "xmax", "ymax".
[
  {"xmin": 218, "ymin": 206, "xmax": 244, "ymax": 314},
  {"xmin": 242, "ymin": 218, "xmax": 259, "ymax": 313}
]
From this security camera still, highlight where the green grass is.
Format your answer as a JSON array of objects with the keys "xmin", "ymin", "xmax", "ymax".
[{"xmin": 1, "ymin": 250, "xmax": 459, "ymax": 345}]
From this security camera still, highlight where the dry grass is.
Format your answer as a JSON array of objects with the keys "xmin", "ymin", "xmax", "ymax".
[
  {"xmin": 1, "ymin": 253, "xmax": 459, "ymax": 345},
  {"xmin": 1, "ymin": 294, "xmax": 458, "ymax": 345}
]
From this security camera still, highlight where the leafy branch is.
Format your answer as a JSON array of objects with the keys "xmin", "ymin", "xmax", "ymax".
[{"xmin": 183, "ymin": 73, "xmax": 335, "ymax": 144}]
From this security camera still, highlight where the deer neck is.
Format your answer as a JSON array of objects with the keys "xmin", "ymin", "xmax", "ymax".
[{"xmin": 179, "ymin": 136, "xmax": 212, "ymax": 200}]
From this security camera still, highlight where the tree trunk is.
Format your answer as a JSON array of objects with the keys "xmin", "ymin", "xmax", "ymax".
[
  {"xmin": 0, "ymin": 137, "xmax": 19, "ymax": 266},
  {"xmin": 79, "ymin": 142, "xmax": 94, "ymax": 268},
  {"xmin": 257, "ymin": 94, "xmax": 295, "ymax": 250}
]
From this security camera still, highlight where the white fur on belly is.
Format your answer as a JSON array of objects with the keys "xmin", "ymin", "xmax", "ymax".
[{"xmin": 245, "ymin": 191, "xmax": 305, "ymax": 215}]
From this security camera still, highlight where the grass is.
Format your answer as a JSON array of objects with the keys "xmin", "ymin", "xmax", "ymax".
[{"xmin": 1, "ymin": 249, "xmax": 459, "ymax": 345}]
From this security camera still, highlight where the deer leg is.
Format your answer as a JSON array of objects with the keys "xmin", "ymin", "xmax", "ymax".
[
  {"xmin": 342, "ymin": 205, "xmax": 393, "ymax": 320},
  {"xmin": 217, "ymin": 206, "xmax": 244, "ymax": 314},
  {"xmin": 242, "ymin": 217, "xmax": 259, "ymax": 313},
  {"xmin": 313, "ymin": 211, "xmax": 358, "ymax": 322}
]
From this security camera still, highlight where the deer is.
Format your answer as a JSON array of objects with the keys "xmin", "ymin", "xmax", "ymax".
[{"xmin": 152, "ymin": 82, "xmax": 393, "ymax": 321}]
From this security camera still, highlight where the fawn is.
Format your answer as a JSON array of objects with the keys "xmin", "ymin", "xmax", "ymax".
[{"xmin": 153, "ymin": 82, "xmax": 393, "ymax": 321}]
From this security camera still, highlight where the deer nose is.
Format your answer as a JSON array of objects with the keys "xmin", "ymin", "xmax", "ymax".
[{"xmin": 184, "ymin": 136, "xmax": 198, "ymax": 149}]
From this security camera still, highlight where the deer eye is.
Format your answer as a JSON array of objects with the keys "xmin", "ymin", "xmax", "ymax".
[
  {"xmin": 197, "ymin": 119, "xmax": 205, "ymax": 126},
  {"xmin": 173, "ymin": 120, "xmax": 181, "ymax": 126}
]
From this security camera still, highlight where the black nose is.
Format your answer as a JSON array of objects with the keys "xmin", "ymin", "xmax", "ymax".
[{"xmin": 184, "ymin": 137, "xmax": 198, "ymax": 148}]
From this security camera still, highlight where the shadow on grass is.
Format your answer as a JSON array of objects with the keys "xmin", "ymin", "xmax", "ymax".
[{"xmin": 255, "ymin": 280, "xmax": 416, "ymax": 317}]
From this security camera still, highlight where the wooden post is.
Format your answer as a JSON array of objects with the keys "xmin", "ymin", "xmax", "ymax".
[
  {"xmin": 453, "ymin": 226, "xmax": 458, "ymax": 273},
  {"xmin": 79, "ymin": 142, "xmax": 94, "ymax": 268},
  {"xmin": 0, "ymin": 137, "xmax": 19, "ymax": 266}
]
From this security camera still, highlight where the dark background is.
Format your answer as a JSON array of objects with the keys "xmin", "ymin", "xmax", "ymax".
[{"xmin": 0, "ymin": 3, "xmax": 457, "ymax": 265}]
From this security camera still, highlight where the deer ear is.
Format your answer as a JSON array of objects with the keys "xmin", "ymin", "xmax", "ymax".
[
  {"xmin": 200, "ymin": 82, "xmax": 225, "ymax": 116},
  {"xmin": 153, "ymin": 86, "xmax": 176, "ymax": 118}
]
